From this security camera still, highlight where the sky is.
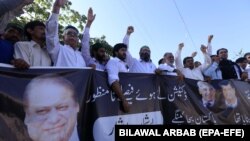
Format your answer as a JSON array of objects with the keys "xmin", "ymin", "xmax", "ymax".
[{"xmin": 71, "ymin": 0, "xmax": 250, "ymax": 65}]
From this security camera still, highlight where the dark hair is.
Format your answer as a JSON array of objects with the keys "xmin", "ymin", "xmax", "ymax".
[
  {"xmin": 158, "ymin": 58, "xmax": 164, "ymax": 65},
  {"xmin": 64, "ymin": 25, "xmax": 79, "ymax": 34},
  {"xmin": 235, "ymin": 57, "xmax": 247, "ymax": 63},
  {"xmin": 23, "ymin": 74, "xmax": 77, "ymax": 107},
  {"xmin": 194, "ymin": 61, "xmax": 201, "ymax": 65},
  {"xmin": 210, "ymin": 55, "xmax": 217, "ymax": 58},
  {"xmin": 4, "ymin": 23, "xmax": 23, "ymax": 34},
  {"xmin": 91, "ymin": 42, "xmax": 104, "ymax": 52},
  {"xmin": 244, "ymin": 52, "xmax": 250, "ymax": 58},
  {"xmin": 164, "ymin": 52, "xmax": 172, "ymax": 57},
  {"xmin": 216, "ymin": 48, "xmax": 228, "ymax": 55},
  {"xmin": 183, "ymin": 57, "xmax": 193, "ymax": 65},
  {"xmin": 24, "ymin": 20, "xmax": 45, "ymax": 40},
  {"xmin": 112, "ymin": 43, "xmax": 127, "ymax": 57},
  {"xmin": 218, "ymin": 80, "xmax": 232, "ymax": 88},
  {"xmin": 140, "ymin": 45, "xmax": 150, "ymax": 52}
]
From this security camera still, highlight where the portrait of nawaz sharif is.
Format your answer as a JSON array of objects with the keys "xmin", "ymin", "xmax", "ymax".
[{"xmin": 23, "ymin": 74, "xmax": 80, "ymax": 141}]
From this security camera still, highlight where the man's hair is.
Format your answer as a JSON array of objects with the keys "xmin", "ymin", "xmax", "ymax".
[
  {"xmin": 163, "ymin": 52, "xmax": 172, "ymax": 58},
  {"xmin": 23, "ymin": 74, "xmax": 77, "ymax": 106},
  {"xmin": 158, "ymin": 58, "xmax": 164, "ymax": 65},
  {"xmin": 218, "ymin": 80, "xmax": 233, "ymax": 88},
  {"xmin": 63, "ymin": 25, "xmax": 79, "ymax": 34},
  {"xmin": 183, "ymin": 57, "xmax": 193, "ymax": 65},
  {"xmin": 216, "ymin": 48, "xmax": 228, "ymax": 55},
  {"xmin": 112, "ymin": 43, "xmax": 127, "ymax": 57},
  {"xmin": 91, "ymin": 42, "xmax": 104, "ymax": 52},
  {"xmin": 235, "ymin": 57, "xmax": 247, "ymax": 64},
  {"xmin": 139, "ymin": 45, "xmax": 150, "ymax": 52},
  {"xmin": 24, "ymin": 20, "xmax": 45, "ymax": 40},
  {"xmin": 244, "ymin": 52, "xmax": 250, "ymax": 58},
  {"xmin": 210, "ymin": 55, "xmax": 217, "ymax": 58},
  {"xmin": 194, "ymin": 61, "xmax": 201, "ymax": 65},
  {"xmin": 4, "ymin": 23, "xmax": 23, "ymax": 34},
  {"xmin": 197, "ymin": 81, "xmax": 214, "ymax": 90}
]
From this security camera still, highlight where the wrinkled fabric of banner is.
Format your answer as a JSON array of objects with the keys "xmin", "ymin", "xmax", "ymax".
[{"xmin": 0, "ymin": 67, "xmax": 250, "ymax": 141}]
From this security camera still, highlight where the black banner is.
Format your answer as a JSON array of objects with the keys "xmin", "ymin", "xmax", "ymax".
[{"xmin": 0, "ymin": 67, "xmax": 250, "ymax": 141}]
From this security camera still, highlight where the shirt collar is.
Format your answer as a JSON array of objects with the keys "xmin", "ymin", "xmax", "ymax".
[
  {"xmin": 202, "ymin": 99, "xmax": 215, "ymax": 107},
  {"xmin": 93, "ymin": 57, "xmax": 106, "ymax": 65},
  {"xmin": 225, "ymin": 99, "xmax": 238, "ymax": 108},
  {"xmin": 114, "ymin": 57, "xmax": 125, "ymax": 62},
  {"xmin": 164, "ymin": 63, "xmax": 175, "ymax": 67},
  {"xmin": 30, "ymin": 40, "xmax": 46, "ymax": 49},
  {"xmin": 139, "ymin": 59, "xmax": 152, "ymax": 62}
]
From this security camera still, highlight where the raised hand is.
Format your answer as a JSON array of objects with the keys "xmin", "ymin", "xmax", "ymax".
[
  {"xmin": 54, "ymin": 0, "xmax": 68, "ymax": 7},
  {"xmin": 86, "ymin": 7, "xmax": 96, "ymax": 27},
  {"xmin": 52, "ymin": 0, "xmax": 68, "ymax": 13},
  {"xmin": 191, "ymin": 51, "xmax": 197, "ymax": 58},
  {"xmin": 178, "ymin": 43, "xmax": 184, "ymax": 50},
  {"xmin": 127, "ymin": 26, "xmax": 134, "ymax": 35},
  {"xmin": 208, "ymin": 35, "xmax": 213, "ymax": 43}
]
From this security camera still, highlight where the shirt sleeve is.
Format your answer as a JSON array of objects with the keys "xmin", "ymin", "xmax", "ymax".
[
  {"xmin": 175, "ymin": 48, "xmax": 184, "ymax": 71},
  {"xmin": 13, "ymin": 42, "xmax": 30, "ymax": 65},
  {"xmin": 207, "ymin": 42, "xmax": 212, "ymax": 56},
  {"xmin": 158, "ymin": 64, "xmax": 175, "ymax": 72},
  {"xmin": 203, "ymin": 62, "xmax": 218, "ymax": 77},
  {"xmin": 46, "ymin": 13, "xmax": 60, "ymax": 63},
  {"xmin": 123, "ymin": 34, "xmax": 136, "ymax": 69},
  {"xmin": 200, "ymin": 52, "xmax": 212, "ymax": 71},
  {"xmin": 106, "ymin": 59, "xmax": 120, "ymax": 85},
  {"xmin": 81, "ymin": 27, "xmax": 94, "ymax": 66}
]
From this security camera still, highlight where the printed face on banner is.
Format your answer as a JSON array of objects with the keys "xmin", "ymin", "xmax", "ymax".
[
  {"xmin": 221, "ymin": 83, "xmax": 238, "ymax": 108},
  {"xmin": 24, "ymin": 83, "xmax": 79, "ymax": 141},
  {"xmin": 221, "ymin": 84, "xmax": 236, "ymax": 101},
  {"xmin": 197, "ymin": 81, "xmax": 216, "ymax": 104}
]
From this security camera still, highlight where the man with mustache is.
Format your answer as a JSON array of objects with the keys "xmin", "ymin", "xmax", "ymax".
[
  {"xmin": 123, "ymin": 26, "xmax": 157, "ymax": 73},
  {"xmin": 106, "ymin": 43, "xmax": 130, "ymax": 113},
  {"xmin": 81, "ymin": 7, "xmax": 108, "ymax": 70},
  {"xmin": 13, "ymin": 20, "xmax": 51, "ymax": 68},
  {"xmin": 0, "ymin": 23, "xmax": 23, "ymax": 64}
]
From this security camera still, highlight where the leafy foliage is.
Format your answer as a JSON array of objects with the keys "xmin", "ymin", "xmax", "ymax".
[
  {"xmin": 12, "ymin": 0, "xmax": 113, "ymax": 55},
  {"xmin": 90, "ymin": 36, "xmax": 113, "ymax": 57},
  {"xmin": 13, "ymin": 0, "xmax": 86, "ymax": 33}
]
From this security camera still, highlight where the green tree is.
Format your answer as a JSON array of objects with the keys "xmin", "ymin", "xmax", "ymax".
[
  {"xmin": 12, "ymin": 0, "xmax": 113, "ymax": 56},
  {"xmin": 13, "ymin": 0, "xmax": 86, "ymax": 35},
  {"xmin": 90, "ymin": 36, "xmax": 113, "ymax": 57}
]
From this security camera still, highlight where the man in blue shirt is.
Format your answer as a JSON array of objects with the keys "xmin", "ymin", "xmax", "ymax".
[{"xmin": 0, "ymin": 23, "xmax": 23, "ymax": 64}]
